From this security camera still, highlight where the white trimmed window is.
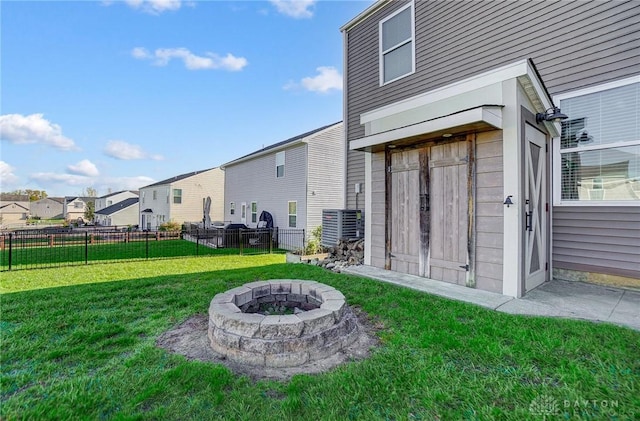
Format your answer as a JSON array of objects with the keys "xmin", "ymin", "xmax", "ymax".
[
  {"xmin": 379, "ymin": 2, "xmax": 415, "ymax": 85},
  {"xmin": 173, "ymin": 189, "xmax": 182, "ymax": 204},
  {"xmin": 153, "ymin": 190, "xmax": 157, "ymax": 200},
  {"xmin": 554, "ymin": 77, "xmax": 640, "ymax": 205},
  {"xmin": 230, "ymin": 202, "xmax": 235, "ymax": 215},
  {"xmin": 288, "ymin": 201, "xmax": 297, "ymax": 228},
  {"xmin": 276, "ymin": 151, "xmax": 285, "ymax": 178},
  {"xmin": 251, "ymin": 202, "xmax": 258, "ymax": 223}
]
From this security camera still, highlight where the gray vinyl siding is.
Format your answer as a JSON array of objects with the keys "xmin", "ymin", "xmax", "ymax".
[
  {"xmin": 474, "ymin": 131, "xmax": 504, "ymax": 293},
  {"xmin": 346, "ymin": 149, "xmax": 366, "ymax": 209},
  {"xmin": 370, "ymin": 151, "xmax": 387, "ymax": 268},
  {"xmin": 224, "ymin": 144, "xmax": 308, "ymax": 230},
  {"xmin": 307, "ymin": 124, "xmax": 346, "ymax": 232},
  {"xmin": 345, "ymin": 0, "xmax": 640, "ymax": 280},
  {"xmin": 552, "ymin": 207, "xmax": 640, "ymax": 278},
  {"xmin": 345, "ymin": 0, "xmax": 640, "ymax": 144}
]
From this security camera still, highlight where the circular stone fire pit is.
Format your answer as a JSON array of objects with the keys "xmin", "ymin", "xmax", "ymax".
[{"xmin": 208, "ymin": 280, "xmax": 358, "ymax": 368}]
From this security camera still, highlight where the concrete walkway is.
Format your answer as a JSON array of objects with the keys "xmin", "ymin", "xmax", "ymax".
[{"xmin": 342, "ymin": 265, "xmax": 640, "ymax": 331}]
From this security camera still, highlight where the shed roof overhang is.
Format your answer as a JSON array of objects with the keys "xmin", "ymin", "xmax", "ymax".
[
  {"xmin": 350, "ymin": 105, "xmax": 503, "ymax": 152},
  {"xmin": 349, "ymin": 59, "xmax": 560, "ymax": 152}
]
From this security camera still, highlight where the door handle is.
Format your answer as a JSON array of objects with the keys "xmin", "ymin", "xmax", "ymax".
[{"xmin": 525, "ymin": 199, "xmax": 532, "ymax": 231}]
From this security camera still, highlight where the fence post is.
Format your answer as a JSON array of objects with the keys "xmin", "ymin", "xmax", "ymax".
[
  {"xmin": 269, "ymin": 228, "xmax": 273, "ymax": 254},
  {"xmin": 239, "ymin": 229, "xmax": 244, "ymax": 256},
  {"xmin": 146, "ymin": 232, "xmax": 149, "ymax": 259},
  {"xmin": 8, "ymin": 233, "xmax": 12, "ymax": 271},
  {"xmin": 196, "ymin": 229, "xmax": 200, "ymax": 256},
  {"xmin": 85, "ymin": 231, "xmax": 88, "ymax": 265},
  {"xmin": 302, "ymin": 229, "xmax": 306, "ymax": 252}
]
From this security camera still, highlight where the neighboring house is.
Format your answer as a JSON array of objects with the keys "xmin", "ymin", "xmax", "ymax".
[
  {"xmin": 63, "ymin": 197, "xmax": 95, "ymax": 222},
  {"xmin": 138, "ymin": 168, "xmax": 224, "ymax": 230},
  {"xmin": 30, "ymin": 197, "xmax": 64, "ymax": 219},
  {"xmin": 341, "ymin": 0, "xmax": 639, "ymax": 297},
  {"xmin": 221, "ymin": 122, "xmax": 345, "ymax": 235},
  {"xmin": 95, "ymin": 197, "xmax": 139, "ymax": 227},
  {"xmin": 0, "ymin": 202, "xmax": 29, "ymax": 227},
  {"xmin": 95, "ymin": 191, "xmax": 139, "ymax": 212},
  {"xmin": 0, "ymin": 194, "xmax": 29, "ymax": 209}
]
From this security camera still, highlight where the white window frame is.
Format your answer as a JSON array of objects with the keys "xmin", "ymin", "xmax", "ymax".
[
  {"xmin": 230, "ymin": 202, "xmax": 235, "ymax": 215},
  {"xmin": 552, "ymin": 75, "xmax": 640, "ymax": 207},
  {"xmin": 251, "ymin": 201, "xmax": 258, "ymax": 224},
  {"xmin": 379, "ymin": 1, "xmax": 415, "ymax": 86},
  {"xmin": 276, "ymin": 151, "xmax": 285, "ymax": 178},
  {"xmin": 288, "ymin": 201, "xmax": 297, "ymax": 228},
  {"xmin": 173, "ymin": 188, "xmax": 182, "ymax": 204},
  {"xmin": 153, "ymin": 190, "xmax": 157, "ymax": 200},
  {"xmin": 241, "ymin": 202, "xmax": 247, "ymax": 224}
]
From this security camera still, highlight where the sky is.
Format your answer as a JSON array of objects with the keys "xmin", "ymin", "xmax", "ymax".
[{"xmin": 0, "ymin": 0, "xmax": 372, "ymax": 198}]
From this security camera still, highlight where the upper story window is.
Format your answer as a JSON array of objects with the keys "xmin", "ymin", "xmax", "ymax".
[
  {"xmin": 276, "ymin": 151, "xmax": 285, "ymax": 178},
  {"xmin": 230, "ymin": 202, "xmax": 235, "ymax": 215},
  {"xmin": 554, "ymin": 77, "xmax": 640, "ymax": 205},
  {"xmin": 153, "ymin": 190, "xmax": 157, "ymax": 200},
  {"xmin": 379, "ymin": 2, "xmax": 415, "ymax": 85},
  {"xmin": 107, "ymin": 200, "xmax": 113, "ymax": 206},
  {"xmin": 74, "ymin": 202, "xmax": 83, "ymax": 209},
  {"xmin": 173, "ymin": 189, "xmax": 182, "ymax": 204}
]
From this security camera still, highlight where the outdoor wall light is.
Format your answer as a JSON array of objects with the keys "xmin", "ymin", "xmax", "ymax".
[
  {"xmin": 503, "ymin": 195, "xmax": 514, "ymax": 207},
  {"xmin": 536, "ymin": 106, "xmax": 568, "ymax": 123}
]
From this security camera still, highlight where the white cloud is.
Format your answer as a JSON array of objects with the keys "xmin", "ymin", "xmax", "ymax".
[
  {"xmin": 132, "ymin": 47, "xmax": 248, "ymax": 71},
  {"xmin": 104, "ymin": 140, "xmax": 164, "ymax": 161},
  {"xmin": 131, "ymin": 47, "xmax": 151, "ymax": 60},
  {"xmin": 0, "ymin": 113, "xmax": 77, "ymax": 151},
  {"xmin": 0, "ymin": 161, "xmax": 19, "ymax": 187},
  {"xmin": 125, "ymin": 0, "xmax": 183, "ymax": 14},
  {"xmin": 67, "ymin": 159, "xmax": 100, "ymax": 177},
  {"xmin": 28, "ymin": 172, "xmax": 155, "ymax": 196},
  {"xmin": 99, "ymin": 175, "xmax": 155, "ymax": 192},
  {"xmin": 285, "ymin": 66, "xmax": 343, "ymax": 93},
  {"xmin": 270, "ymin": 0, "xmax": 315, "ymax": 18},
  {"xmin": 30, "ymin": 172, "xmax": 90, "ymax": 187}
]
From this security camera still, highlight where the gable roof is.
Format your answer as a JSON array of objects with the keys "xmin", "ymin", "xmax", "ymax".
[
  {"xmin": 98, "ymin": 190, "xmax": 139, "ymax": 199},
  {"xmin": 141, "ymin": 168, "xmax": 217, "ymax": 189},
  {"xmin": 222, "ymin": 121, "xmax": 342, "ymax": 168},
  {"xmin": 0, "ymin": 202, "xmax": 29, "ymax": 212},
  {"xmin": 95, "ymin": 197, "xmax": 139, "ymax": 215}
]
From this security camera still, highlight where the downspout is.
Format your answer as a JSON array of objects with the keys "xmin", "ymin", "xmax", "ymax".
[{"xmin": 342, "ymin": 28, "xmax": 349, "ymax": 210}]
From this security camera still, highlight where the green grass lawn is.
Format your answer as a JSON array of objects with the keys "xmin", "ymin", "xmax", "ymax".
[
  {"xmin": 0, "ymin": 239, "xmax": 278, "ymax": 270},
  {"xmin": 1, "ymin": 256, "xmax": 638, "ymax": 420}
]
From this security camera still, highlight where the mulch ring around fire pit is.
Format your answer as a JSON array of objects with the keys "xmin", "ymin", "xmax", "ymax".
[{"xmin": 156, "ymin": 305, "xmax": 383, "ymax": 381}]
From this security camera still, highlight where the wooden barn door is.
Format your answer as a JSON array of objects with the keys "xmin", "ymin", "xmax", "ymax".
[
  {"xmin": 388, "ymin": 148, "xmax": 428, "ymax": 276},
  {"xmin": 429, "ymin": 142, "xmax": 469, "ymax": 285}
]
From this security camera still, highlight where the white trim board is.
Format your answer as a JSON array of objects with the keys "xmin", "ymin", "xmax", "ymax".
[{"xmin": 350, "ymin": 106, "xmax": 503, "ymax": 150}]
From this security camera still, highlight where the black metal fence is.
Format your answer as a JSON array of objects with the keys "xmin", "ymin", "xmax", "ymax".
[{"xmin": 0, "ymin": 227, "xmax": 305, "ymax": 271}]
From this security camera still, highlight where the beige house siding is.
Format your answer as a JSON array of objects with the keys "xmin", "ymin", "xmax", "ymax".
[
  {"xmin": 0, "ymin": 203, "xmax": 29, "ymax": 226},
  {"xmin": 370, "ymin": 150, "xmax": 386, "ymax": 268},
  {"xmin": 474, "ymin": 131, "xmax": 505, "ymax": 293},
  {"xmin": 170, "ymin": 168, "xmax": 225, "ymax": 224},
  {"xmin": 139, "ymin": 168, "xmax": 224, "ymax": 229}
]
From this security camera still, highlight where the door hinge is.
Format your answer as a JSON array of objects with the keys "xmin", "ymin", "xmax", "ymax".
[
  {"xmin": 546, "ymin": 202, "xmax": 549, "ymax": 212},
  {"xmin": 459, "ymin": 264, "xmax": 469, "ymax": 271},
  {"xmin": 545, "ymin": 262, "xmax": 549, "ymax": 271},
  {"xmin": 545, "ymin": 143, "xmax": 548, "ymax": 152}
]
